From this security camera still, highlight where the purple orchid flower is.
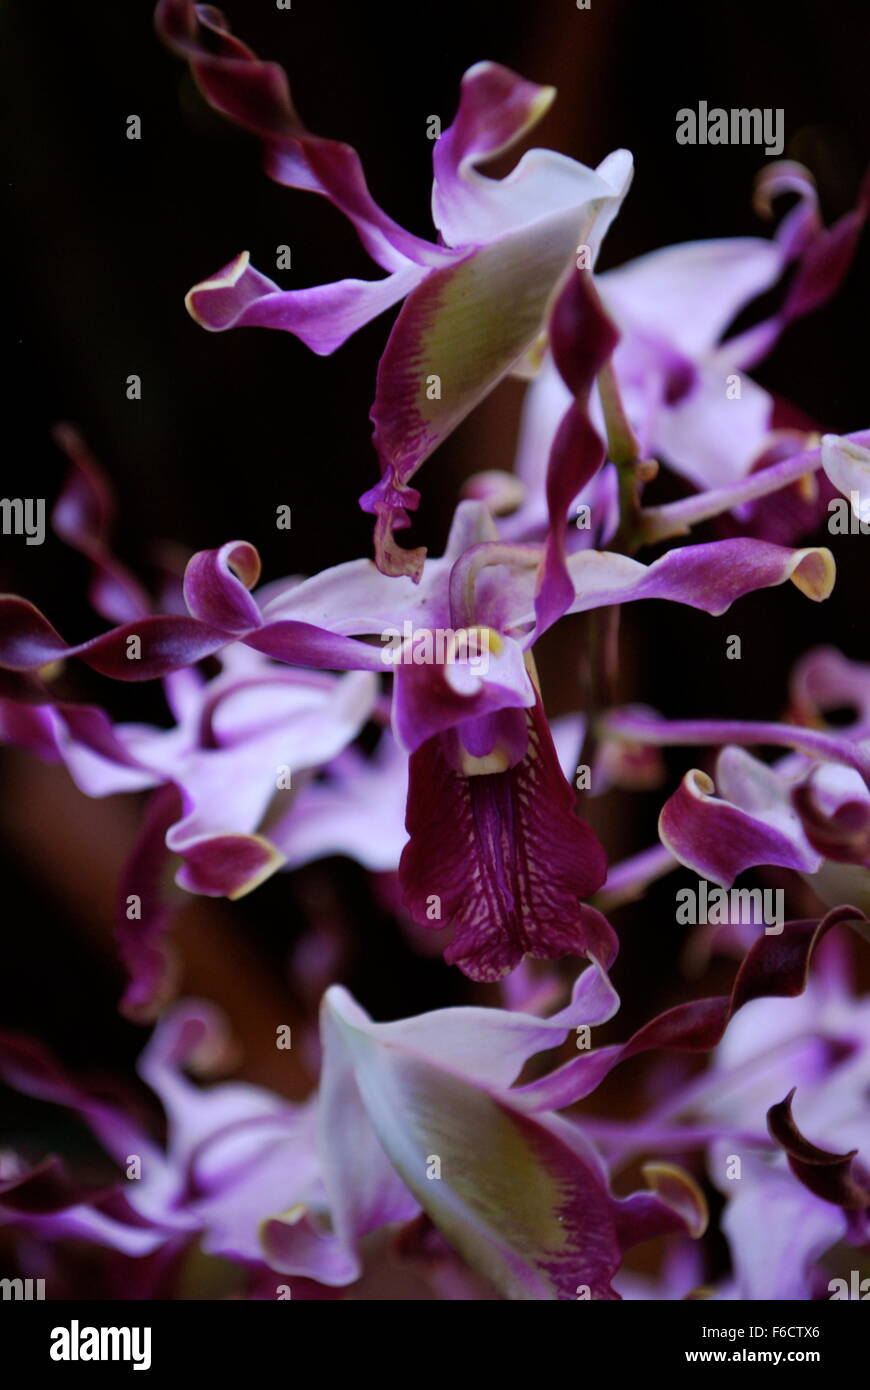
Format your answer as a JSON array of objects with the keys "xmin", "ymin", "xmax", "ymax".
[
  {"xmin": 0, "ymin": 429, "xmax": 840, "ymax": 984},
  {"xmin": 1, "ymin": 965, "xmax": 713, "ymax": 1300},
  {"xmin": 509, "ymin": 161, "xmax": 868, "ymax": 546},
  {"xmin": 154, "ymin": 0, "xmax": 633, "ymax": 578}
]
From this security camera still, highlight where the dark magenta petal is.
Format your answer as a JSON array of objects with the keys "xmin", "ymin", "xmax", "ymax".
[
  {"xmin": 659, "ymin": 766, "xmax": 819, "ymax": 886},
  {"xmin": 0, "ymin": 1156, "xmax": 107, "ymax": 1215},
  {"xmin": 175, "ymin": 833, "xmax": 284, "ymax": 899},
  {"xmin": 183, "ymin": 541, "xmax": 263, "ymax": 633},
  {"xmin": 0, "ymin": 597, "xmax": 229, "ymax": 680},
  {"xmin": 117, "ymin": 785, "xmax": 186, "ymax": 1021},
  {"xmin": 0, "ymin": 596, "xmax": 81, "ymax": 668},
  {"xmin": 767, "ymin": 1090, "xmax": 870, "ymax": 1209},
  {"xmin": 81, "ymin": 618, "xmax": 232, "ymax": 680},
  {"xmin": 792, "ymin": 782, "xmax": 870, "ymax": 865},
  {"xmin": 399, "ymin": 694, "xmax": 613, "ymax": 980},
  {"xmin": 51, "ymin": 424, "xmax": 151, "ymax": 623},
  {"xmin": 535, "ymin": 270, "xmax": 618, "ymax": 634},
  {"xmin": 155, "ymin": 0, "xmax": 437, "ymax": 272},
  {"xmin": 779, "ymin": 165, "xmax": 870, "ymax": 325},
  {"xmin": 515, "ymin": 904, "xmax": 867, "ymax": 1109},
  {"xmin": 0, "ymin": 1031, "xmax": 148, "ymax": 1162},
  {"xmin": 0, "ymin": 700, "xmax": 61, "ymax": 759}
]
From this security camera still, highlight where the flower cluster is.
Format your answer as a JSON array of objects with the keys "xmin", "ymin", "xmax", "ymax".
[{"xmin": 1, "ymin": 0, "xmax": 868, "ymax": 1301}]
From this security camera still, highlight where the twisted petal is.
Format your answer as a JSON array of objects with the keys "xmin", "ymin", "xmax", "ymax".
[
  {"xmin": 533, "ymin": 270, "xmax": 617, "ymax": 633},
  {"xmin": 512, "ymin": 906, "xmax": 866, "ymax": 1111},
  {"xmin": 51, "ymin": 425, "xmax": 151, "ymax": 623},
  {"xmin": 155, "ymin": 0, "xmax": 440, "ymax": 272},
  {"xmin": 186, "ymin": 251, "xmax": 429, "ymax": 356},
  {"xmin": 767, "ymin": 1090, "xmax": 870, "ymax": 1209}
]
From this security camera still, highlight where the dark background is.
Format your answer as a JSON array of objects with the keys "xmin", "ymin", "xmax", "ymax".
[{"xmin": 1, "ymin": 0, "xmax": 868, "ymax": 1192}]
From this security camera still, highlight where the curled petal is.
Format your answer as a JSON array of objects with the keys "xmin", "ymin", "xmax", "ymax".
[
  {"xmin": 789, "ymin": 645, "xmax": 870, "ymax": 737},
  {"xmin": 172, "ymin": 832, "xmax": 285, "ymax": 899},
  {"xmin": 565, "ymin": 538, "xmax": 835, "ymax": 618},
  {"xmin": 187, "ymin": 251, "xmax": 427, "ymax": 356},
  {"xmin": 431, "ymin": 67, "xmax": 628, "ymax": 251},
  {"xmin": 155, "ymin": 0, "xmax": 439, "ymax": 272},
  {"xmin": 512, "ymin": 905, "xmax": 867, "ymax": 1111},
  {"xmin": 659, "ymin": 761, "xmax": 820, "ymax": 888},
  {"xmin": 793, "ymin": 780, "xmax": 870, "ymax": 865},
  {"xmin": 767, "ymin": 1090, "xmax": 870, "ymax": 1209},
  {"xmin": 51, "ymin": 425, "xmax": 150, "ymax": 623},
  {"xmin": 183, "ymin": 541, "xmax": 262, "ymax": 633},
  {"xmin": 391, "ymin": 632, "xmax": 535, "ymax": 754}
]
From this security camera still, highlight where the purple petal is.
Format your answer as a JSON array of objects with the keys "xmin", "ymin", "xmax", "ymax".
[
  {"xmin": 183, "ymin": 540, "xmax": 263, "ymax": 633},
  {"xmin": 566, "ymin": 537, "xmax": 835, "ymax": 617},
  {"xmin": 186, "ymin": 251, "xmax": 428, "ymax": 356},
  {"xmin": 534, "ymin": 269, "xmax": 618, "ymax": 633},
  {"xmin": 399, "ymin": 694, "xmax": 612, "ymax": 980},
  {"xmin": 513, "ymin": 905, "xmax": 866, "ymax": 1111},
  {"xmin": 767, "ymin": 1089, "xmax": 870, "ymax": 1209},
  {"xmin": 51, "ymin": 424, "xmax": 151, "ymax": 623},
  {"xmin": 155, "ymin": 0, "xmax": 440, "ymax": 272},
  {"xmin": 0, "ymin": 597, "xmax": 230, "ymax": 680},
  {"xmin": 117, "ymin": 785, "xmax": 186, "ymax": 1020},
  {"xmin": 432, "ymin": 62, "xmax": 608, "ymax": 247},
  {"xmin": 659, "ymin": 758, "xmax": 820, "ymax": 888},
  {"xmin": 391, "ymin": 631, "xmax": 534, "ymax": 753}
]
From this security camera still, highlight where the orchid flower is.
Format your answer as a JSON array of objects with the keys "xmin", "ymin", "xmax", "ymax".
[
  {"xmin": 154, "ymin": 0, "xmax": 633, "ymax": 578},
  {"xmin": 2, "ymin": 452, "xmax": 838, "ymax": 984},
  {"xmin": 1, "ymin": 967, "xmax": 715, "ymax": 1300},
  {"xmin": 508, "ymin": 162, "xmax": 868, "ymax": 542}
]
